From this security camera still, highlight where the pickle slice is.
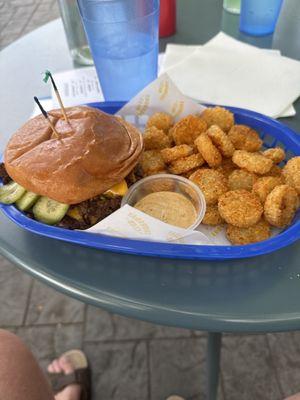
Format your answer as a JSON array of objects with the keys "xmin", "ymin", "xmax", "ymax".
[
  {"xmin": 0, "ymin": 182, "xmax": 26, "ymax": 204},
  {"xmin": 16, "ymin": 191, "xmax": 40, "ymax": 211},
  {"xmin": 33, "ymin": 197, "xmax": 69, "ymax": 225}
]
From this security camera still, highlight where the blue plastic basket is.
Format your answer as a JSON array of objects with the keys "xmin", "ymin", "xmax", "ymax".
[{"xmin": 0, "ymin": 101, "xmax": 299, "ymax": 260}]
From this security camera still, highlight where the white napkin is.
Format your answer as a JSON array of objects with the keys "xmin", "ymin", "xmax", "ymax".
[
  {"xmin": 161, "ymin": 42, "xmax": 295, "ymax": 118},
  {"xmin": 85, "ymin": 204, "xmax": 220, "ymax": 245},
  {"xmin": 163, "ymin": 32, "xmax": 300, "ymax": 118},
  {"xmin": 161, "ymin": 44, "xmax": 200, "ymax": 72},
  {"xmin": 161, "ymin": 42, "xmax": 282, "ymax": 73}
]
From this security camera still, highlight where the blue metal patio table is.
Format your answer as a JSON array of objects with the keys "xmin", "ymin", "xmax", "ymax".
[{"xmin": 0, "ymin": 1, "xmax": 300, "ymax": 399}]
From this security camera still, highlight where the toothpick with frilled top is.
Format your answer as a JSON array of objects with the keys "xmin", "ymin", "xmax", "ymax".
[{"xmin": 43, "ymin": 70, "xmax": 69, "ymax": 123}]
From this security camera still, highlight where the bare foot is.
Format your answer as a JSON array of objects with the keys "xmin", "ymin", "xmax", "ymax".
[
  {"xmin": 48, "ymin": 356, "xmax": 82, "ymax": 400},
  {"xmin": 285, "ymin": 395, "xmax": 300, "ymax": 400}
]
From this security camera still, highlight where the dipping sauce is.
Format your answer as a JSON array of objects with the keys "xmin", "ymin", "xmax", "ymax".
[{"xmin": 134, "ymin": 191, "xmax": 197, "ymax": 228}]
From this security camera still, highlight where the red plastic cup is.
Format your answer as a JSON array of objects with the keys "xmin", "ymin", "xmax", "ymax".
[{"xmin": 159, "ymin": 0, "xmax": 176, "ymax": 37}]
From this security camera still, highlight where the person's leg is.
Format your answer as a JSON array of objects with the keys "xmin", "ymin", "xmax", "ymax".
[
  {"xmin": 285, "ymin": 395, "xmax": 300, "ymax": 400},
  {"xmin": 0, "ymin": 329, "xmax": 54, "ymax": 400},
  {"xmin": 0, "ymin": 329, "xmax": 82, "ymax": 400}
]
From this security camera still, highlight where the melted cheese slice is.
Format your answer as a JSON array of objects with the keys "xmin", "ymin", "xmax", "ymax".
[{"xmin": 104, "ymin": 180, "xmax": 128, "ymax": 197}]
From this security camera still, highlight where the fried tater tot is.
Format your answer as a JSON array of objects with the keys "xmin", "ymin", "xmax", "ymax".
[
  {"xmin": 232, "ymin": 150, "xmax": 273, "ymax": 175},
  {"xmin": 218, "ymin": 190, "xmax": 263, "ymax": 227},
  {"xmin": 182, "ymin": 167, "xmax": 202, "ymax": 179},
  {"xmin": 146, "ymin": 112, "xmax": 174, "ymax": 132},
  {"xmin": 282, "ymin": 156, "xmax": 300, "ymax": 194},
  {"xmin": 161, "ymin": 144, "xmax": 193, "ymax": 164},
  {"xmin": 201, "ymin": 106, "xmax": 234, "ymax": 133},
  {"xmin": 202, "ymin": 204, "xmax": 224, "ymax": 226},
  {"xmin": 228, "ymin": 125, "xmax": 263, "ymax": 152},
  {"xmin": 264, "ymin": 165, "xmax": 282, "ymax": 177},
  {"xmin": 167, "ymin": 127, "xmax": 175, "ymax": 146},
  {"xmin": 190, "ymin": 168, "xmax": 228, "ymax": 205},
  {"xmin": 264, "ymin": 184, "xmax": 299, "ymax": 228},
  {"xmin": 226, "ymin": 219, "xmax": 270, "ymax": 245},
  {"xmin": 206, "ymin": 125, "xmax": 235, "ymax": 158},
  {"xmin": 228, "ymin": 169, "xmax": 257, "ymax": 191},
  {"xmin": 194, "ymin": 133, "xmax": 222, "ymax": 168},
  {"xmin": 216, "ymin": 158, "xmax": 236, "ymax": 178},
  {"xmin": 172, "ymin": 115, "xmax": 207, "ymax": 145},
  {"xmin": 143, "ymin": 126, "xmax": 171, "ymax": 150},
  {"xmin": 263, "ymin": 147, "xmax": 285, "ymax": 164},
  {"xmin": 168, "ymin": 153, "xmax": 205, "ymax": 175},
  {"xmin": 139, "ymin": 150, "xmax": 166, "ymax": 175},
  {"xmin": 252, "ymin": 176, "xmax": 283, "ymax": 203}
]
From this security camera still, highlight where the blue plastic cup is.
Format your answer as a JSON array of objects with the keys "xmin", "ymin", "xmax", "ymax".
[
  {"xmin": 239, "ymin": 0, "xmax": 283, "ymax": 36},
  {"xmin": 77, "ymin": 0, "xmax": 159, "ymax": 101}
]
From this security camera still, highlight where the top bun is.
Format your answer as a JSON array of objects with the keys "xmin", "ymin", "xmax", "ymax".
[{"xmin": 5, "ymin": 106, "xmax": 143, "ymax": 204}]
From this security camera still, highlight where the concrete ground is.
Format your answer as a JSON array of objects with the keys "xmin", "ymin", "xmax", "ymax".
[
  {"xmin": 0, "ymin": 0, "xmax": 59, "ymax": 49},
  {"xmin": 1, "ymin": 1, "xmax": 300, "ymax": 399}
]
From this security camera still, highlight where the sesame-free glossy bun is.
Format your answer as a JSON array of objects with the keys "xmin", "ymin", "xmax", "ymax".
[{"xmin": 5, "ymin": 106, "xmax": 143, "ymax": 204}]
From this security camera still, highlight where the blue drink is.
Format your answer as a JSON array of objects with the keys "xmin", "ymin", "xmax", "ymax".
[
  {"xmin": 240, "ymin": 0, "xmax": 283, "ymax": 36},
  {"xmin": 77, "ymin": 0, "xmax": 159, "ymax": 101}
]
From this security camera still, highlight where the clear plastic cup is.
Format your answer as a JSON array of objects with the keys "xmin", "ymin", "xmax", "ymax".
[
  {"xmin": 121, "ymin": 174, "xmax": 206, "ymax": 230},
  {"xmin": 239, "ymin": 0, "xmax": 283, "ymax": 36},
  {"xmin": 223, "ymin": 0, "xmax": 241, "ymax": 15},
  {"xmin": 77, "ymin": 0, "xmax": 159, "ymax": 101},
  {"xmin": 57, "ymin": 0, "xmax": 93, "ymax": 65}
]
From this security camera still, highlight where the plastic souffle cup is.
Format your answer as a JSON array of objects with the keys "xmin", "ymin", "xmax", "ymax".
[{"xmin": 121, "ymin": 174, "xmax": 206, "ymax": 230}]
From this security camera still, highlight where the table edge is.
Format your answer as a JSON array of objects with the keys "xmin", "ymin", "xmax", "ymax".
[{"xmin": 2, "ymin": 246, "xmax": 300, "ymax": 333}]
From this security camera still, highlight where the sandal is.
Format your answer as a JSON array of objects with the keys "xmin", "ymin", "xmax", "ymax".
[{"xmin": 47, "ymin": 349, "xmax": 91, "ymax": 400}]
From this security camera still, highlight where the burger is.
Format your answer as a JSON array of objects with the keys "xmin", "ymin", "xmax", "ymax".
[{"xmin": 0, "ymin": 106, "xmax": 144, "ymax": 229}]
